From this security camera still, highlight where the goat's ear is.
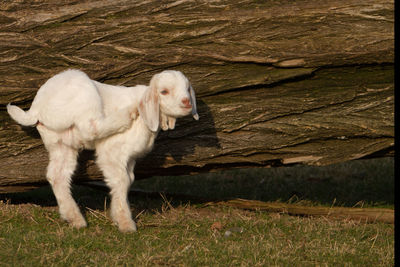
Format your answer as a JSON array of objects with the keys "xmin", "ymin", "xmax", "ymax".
[
  {"xmin": 139, "ymin": 79, "xmax": 160, "ymax": 132},
  {"xmin": 189, "ymin": 84, "xmax": 199, "ymax": 120}
]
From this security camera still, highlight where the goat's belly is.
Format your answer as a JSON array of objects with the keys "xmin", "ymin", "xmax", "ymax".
[{"xmin": 37, "ymin": 124, "xmax": 87, "ymax": 150}]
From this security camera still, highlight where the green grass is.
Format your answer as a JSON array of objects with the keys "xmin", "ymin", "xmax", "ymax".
[{"xmin": 0, "ymin": 158, "xmax": 394, "ymax": 266}]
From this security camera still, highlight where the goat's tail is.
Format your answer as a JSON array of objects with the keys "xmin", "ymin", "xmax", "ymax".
[{"xmin": 7, "ymin": 103, "xmax": 38, "ymax": 126}]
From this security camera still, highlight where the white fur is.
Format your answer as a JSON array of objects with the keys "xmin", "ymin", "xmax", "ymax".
[{"xmin": 7, "ymin": 69, "xmax": 199, "ymax": 232}]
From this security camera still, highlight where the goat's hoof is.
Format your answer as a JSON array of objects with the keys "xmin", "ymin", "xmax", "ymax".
[
  {"xmin": 70, "ymin": 218, "xmax": 87, "ymax": 229},
  {"xmin": 63, "ymin": 213, "xmax": 87, "ymax": 229},
  {"xmin": 118, "ymin": 220, "xmax": 137, "ymax": 233}
]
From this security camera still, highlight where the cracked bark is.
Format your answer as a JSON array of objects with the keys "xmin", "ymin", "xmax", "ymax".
[{"xmin": 0, "ymin": 0, "xmax": 394, "ymax": 192}]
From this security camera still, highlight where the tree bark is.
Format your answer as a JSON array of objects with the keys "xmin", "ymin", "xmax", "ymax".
[{"xmin": 0, "ymin": 0, "xmax": 394, "ymax": 191}]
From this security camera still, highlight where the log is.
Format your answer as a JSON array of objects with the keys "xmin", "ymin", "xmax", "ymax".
[
  {"xmin": 207, "ymin": 199, "xmax": 394, "ymax": 224},
  {"xmin": 0, "ymin": 0, "xmax": 394, "ymax": 192}
]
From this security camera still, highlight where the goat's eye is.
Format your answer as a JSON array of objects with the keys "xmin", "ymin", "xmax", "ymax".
[{"xmin": 161, "ymin": 89, "xmax": 169, "ymax": 95}]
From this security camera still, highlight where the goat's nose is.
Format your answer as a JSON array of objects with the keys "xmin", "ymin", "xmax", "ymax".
[{"xmin": 181, "ymin": 98, "xmax": 191, "ymax": 108}]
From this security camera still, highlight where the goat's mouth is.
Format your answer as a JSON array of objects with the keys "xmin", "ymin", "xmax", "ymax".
[
  {"xmin": 179, "ymin": 106, "xmax": 192, "ymax": 116},
  {"xmin": 181, "ymin": 104, "xmax": 192, "ymax": 110}
]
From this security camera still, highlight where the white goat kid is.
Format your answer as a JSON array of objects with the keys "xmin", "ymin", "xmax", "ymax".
[{"xmin": 7, "ymin": 69, "xmax": 199, "ymax": 232}]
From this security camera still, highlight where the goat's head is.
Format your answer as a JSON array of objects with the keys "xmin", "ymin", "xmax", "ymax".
[{"xmin": 139, "ymin": 70, "xmax": 199, "ymax": 132}]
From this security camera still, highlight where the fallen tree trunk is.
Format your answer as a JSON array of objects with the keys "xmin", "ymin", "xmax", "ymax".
[
  {"xmin": 0, "ymin": 0, "xmax": 394, "ymax": 192},
  {"xmin": 207, "ymin": 199, "xmax": 394, "ymax": 224}
]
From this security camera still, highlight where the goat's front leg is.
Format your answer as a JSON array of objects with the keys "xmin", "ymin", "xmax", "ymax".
[
  {"xmin": 97, "ymin": 157, "xmax": 136, "ymax": 232},
  {"xmin": 107, "ymin": 171, "xmax": 136, "ymax": 232}
]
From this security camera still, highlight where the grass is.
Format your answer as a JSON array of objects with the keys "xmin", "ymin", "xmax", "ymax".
[{"xmin": 0, "ymin": 157, "xmax": 395, "ymax": 266}]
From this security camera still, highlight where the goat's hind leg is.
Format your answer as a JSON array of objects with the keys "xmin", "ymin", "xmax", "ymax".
[
  {"xmin": 76, "ymin": 107, "xmax": 133, "ymax": 142},
  {"xmin": 46, "ymin": 144, "xmax": 86, "ymax": 228}
]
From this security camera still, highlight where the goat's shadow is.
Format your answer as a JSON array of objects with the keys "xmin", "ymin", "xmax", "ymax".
[{"xmin": 134, "ymin": 99, "xmax": 221, "ymax": 178}]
